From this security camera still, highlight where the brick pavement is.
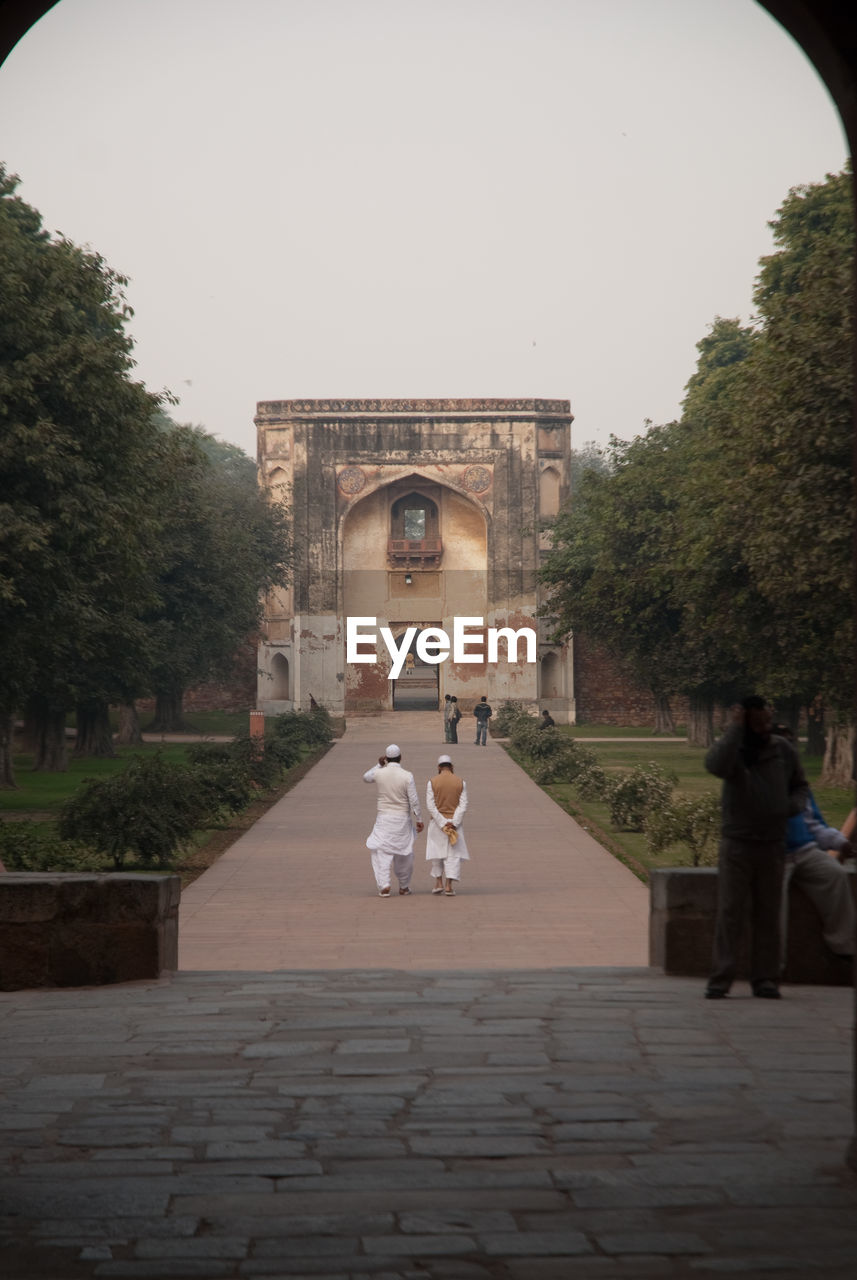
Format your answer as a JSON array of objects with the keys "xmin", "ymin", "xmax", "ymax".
[
  {"xmin": 1, "ymin": 969, "xmax": 855, "ymax": 1278},
  {"xmin": 179, "ymin": 713, "xmax": 649, "ymax": 971}
]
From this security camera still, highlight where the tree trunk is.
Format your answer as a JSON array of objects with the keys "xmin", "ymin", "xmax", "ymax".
[
  {"xmin": 0, "ymin": 712, "xmax": 17, "ymax": 789},
  {"xmin": 30, "ymin": 705, "xmax": 68, "ymax": 772},
  {"xmin": 687, "ymin": 692, "xmax": 715, "ymax": 748},
  {"xmin": 772, "ymin": 696, "xmax": 800, "ymax": 736},
  {"xmin": 115, "ymin": 701, "xmax": 143, "ymax": 746},
  {"xmin": 74, "ymin": 700, "xmax": 116, "ymax": 758},
  {"xmin": 821, "ymin": 723, "xmax": 855, "ymax": 787},
  {"xmin": 806, "ymin": 703, "xmax": 825, "ymax": 756},
  {"xmin": 150, "ymin": 690, "xmax": 189, "ymax": 733},
  {"xmin": 652, "ymin": 693, "xmax": 676, "ymax": 735},
  {"xmin": 19, "ymin": 709, "xmax": 37, "ymax": 754}
]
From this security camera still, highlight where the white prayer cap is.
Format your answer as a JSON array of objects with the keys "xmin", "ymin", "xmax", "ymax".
[
  {"xmin": 437, "ymin": 754, "xmax": 452, "ymax": 765},
  {"xmin": 385, "ymin": 744, "xmax": 401, "ymax": 758}
]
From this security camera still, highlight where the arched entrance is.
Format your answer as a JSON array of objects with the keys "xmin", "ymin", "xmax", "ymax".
[
  {"xmin": 390, "ymin": 628, "xmax": 440, "ymax": 711},
  {"xmin": 340, "ymin": 468, "xmax": 489, "ymax": 714}
]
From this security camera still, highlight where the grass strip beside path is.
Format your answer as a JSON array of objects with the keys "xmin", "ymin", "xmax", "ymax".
[
  {"xmin": 504, "ymin": 734, "xmax": 853, "ymax": 883},
  {"xmin": 1, "ymin": 721, "xmax": 342, "ymax": 883}
]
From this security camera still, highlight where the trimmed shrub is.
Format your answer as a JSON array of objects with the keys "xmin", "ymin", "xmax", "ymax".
[
  {"xmin": 59, "ymin": 753, "xmax": 215, "ymax": 869},
  {"xmin": 48, "ymin": 711, "xmax": 335, "ymax": 873},
  {"xmin": 188, "ymin": 733, "xmax": 295, "ymax": 788},
  {"xmin": 268, "ymin": 706, "xmax": 332, "ymax": 751},
  {"xmin": 493, "ymin": 700, "xmax": 532, "ymax": 737},
  {"xmin": 512, "ymin": 724, "xmax": 599, "ymax": 785},
  {"xmin": 644, "ymin": 794, "xmax": 720, "ymax": 866},
  {"xmin": 0, "ymin": 822, "xmax": 105, "ymax": 872},
  {"xmin": 601, "ymin": 762, "xmax": 677, "ymax": 831},
  {"xmin": 574, "ymin": 762, "xmax": 610, "ymax": 801}
]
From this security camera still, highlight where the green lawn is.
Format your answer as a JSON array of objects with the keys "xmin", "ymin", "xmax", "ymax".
[
  {"xmin": 562, "ymin": 723, "xmax": 687, "ymax": 738},
  {"xmin": 0, "ymin": 736, "xmax": 333, "ymax": 882},
  {"xmin": 509, "ymin": 737, "xmax": 853, "ymax": 882},
  {"xmin": 138, "ymin": 710, "xmax": 249, "ymax": 736},
  {"xmin": 0, "ymin": 744, "xmax": 192, "ymax": 813}
]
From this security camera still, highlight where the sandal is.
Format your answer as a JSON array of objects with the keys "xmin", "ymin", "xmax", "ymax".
[
  {"xmin": 399, "ymin": 887, "xmax": 412, "ymax": 896},
  {"xmin": 443, "ymin": 887, "xmax": 456, "ymax": 896},
  {"xmin": 378, "ymin": 887, "xmax": 391, "ymax": 897},
  {"xmin": 432, "ymin": 886, "xmax": 444, "ymax": 895}
]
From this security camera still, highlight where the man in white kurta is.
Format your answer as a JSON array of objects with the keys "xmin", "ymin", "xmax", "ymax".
[
  {"xmin": 363, "ymin": 744, "xmax": 424, "ymax": 897},
  {"xmin": 425, "ymin": 754, "xmax": 470, "ymax": 896}
]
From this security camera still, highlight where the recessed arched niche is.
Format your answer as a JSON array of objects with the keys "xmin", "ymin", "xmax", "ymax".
[
  {"xmin": 270, "ymin": 652, "xmax": 290, "ymax": 700},
  {"xmin": 541, "ymin": 650, "xmax": 561, "ymax": 699}
]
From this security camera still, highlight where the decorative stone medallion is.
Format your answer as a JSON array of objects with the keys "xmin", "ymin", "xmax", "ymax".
[
  {"xmin": 462, "ymin": 464, "xmax": 492, "ymax": 494},
  {"xmin": 337, "ymin": 466, "xmax": 366, "ymax": 495}
]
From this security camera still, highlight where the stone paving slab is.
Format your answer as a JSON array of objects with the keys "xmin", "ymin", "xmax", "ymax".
[
  {"xmin": 178, "ymin": 713, "xmax": 649, "ymax": 971},
  {"xmin": 1, "ymin": 968, "xmax": 856, "ymax": 1278}
]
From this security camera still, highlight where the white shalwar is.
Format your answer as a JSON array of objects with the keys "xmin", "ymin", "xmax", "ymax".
[
  {"xmin": 363, "ymin": 762, "xmax": 422, "ymax": 891},
  {"xmin": 425, "ymin": 778, "xmax": 470, "ymax": 883}
]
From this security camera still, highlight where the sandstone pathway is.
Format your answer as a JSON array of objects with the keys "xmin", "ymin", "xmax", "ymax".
[{"xmin": 179, "ymin": 714, "xmax": 649, "ymax": 971}]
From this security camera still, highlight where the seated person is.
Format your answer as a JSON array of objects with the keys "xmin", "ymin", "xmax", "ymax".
[{"xmin": 776, "ymin": 725, "xmax": 855, "ymax": 967}]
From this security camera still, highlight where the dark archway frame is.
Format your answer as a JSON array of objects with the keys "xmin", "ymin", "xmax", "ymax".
[{"xmin": 1, "ymin": 0, "xmax": 856, "ymax": 1167}]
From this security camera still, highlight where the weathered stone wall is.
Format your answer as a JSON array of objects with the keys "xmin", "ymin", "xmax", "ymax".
[
  {"xmin": 256, "ymin": 399, "xmax": 575, "ymax": 718},
  {"xmin": 0, "ymin": 874, "xmax": 180, "ymax": 991},
  {"xmin": 573, "ymin": 634, "xmax": 691, "ymax": 728},
  {"xmin": 650, "ymin": 866, "xmax": 857, "ymax": 985},
  {"xmin": 137, "ymin": 639, "xmax": 259, "ymax": 717}
]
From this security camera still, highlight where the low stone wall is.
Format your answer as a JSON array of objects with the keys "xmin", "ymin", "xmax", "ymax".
[
  {"xmin": 0, "ymin": 874, "xmax": 180, "ymax": 992},
  {"xmin": 650, "ymin": 866, "xmax": 857, "ymax": 985}
]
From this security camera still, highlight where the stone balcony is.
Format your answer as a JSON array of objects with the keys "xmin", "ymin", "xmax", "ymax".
[{"xmin": 386, "ymin": 536, "xmax": 443, "ymax": 567}]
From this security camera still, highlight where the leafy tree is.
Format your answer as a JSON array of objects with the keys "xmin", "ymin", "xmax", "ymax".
[
  {"xmin": 542, "ymin": 425, "xmax": 747, "ymax": 741},
  {"xmin": 542, "ymin": 166, "xmax": 853, "ymax": 760},
  {"xmin": 736, "ymin": 168, "xmax": 854, "ymax": 780},
  {"xmin": 569, "ymin": 440, "xmax": 611, "ymax": 493},
  {"xmin": 0, "ymin": 166, "xmax": 165, "ymax": 781},
  {"xmin": 680, "ymin": 171, "xmax": 854, "ymax": 775},
  {"xmin": 144, "ymin": 422, "xmax": 293, "ymax": 731}
]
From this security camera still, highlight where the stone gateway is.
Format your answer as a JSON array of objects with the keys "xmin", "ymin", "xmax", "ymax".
[{"xmin": 255, "ymin": 398, "xmax": 575, "ymax": 720}]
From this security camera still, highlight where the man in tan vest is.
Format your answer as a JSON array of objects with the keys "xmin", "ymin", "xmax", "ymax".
[{"xmin": 425, "ymin": 754, "xmax": 470, "ymax": 896}]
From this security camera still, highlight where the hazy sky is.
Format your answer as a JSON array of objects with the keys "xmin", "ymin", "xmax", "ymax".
[{"xmin": 0, "ymin": 0, "xmax": 849, "ymax": 458}]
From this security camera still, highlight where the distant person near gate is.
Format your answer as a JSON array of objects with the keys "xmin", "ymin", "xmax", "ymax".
[
  {"xmin": 473, "ymin": 695, "xmax": 492, "ymax": 745},
  {"xmin": 448, "ymin": 696, "xmax": 461, "ymax": 744}
]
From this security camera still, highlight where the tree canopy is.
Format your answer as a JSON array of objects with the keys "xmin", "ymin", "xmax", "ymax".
[
  {"xmin": 541, "ymin": 165, "xmax": 854, "ymax": 754},
  {"xmin": 0, "ymin": 168, "xmax": 292, "ymax": 780}
]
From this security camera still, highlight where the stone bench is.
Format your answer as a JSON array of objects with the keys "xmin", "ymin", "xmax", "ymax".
[
  {"xmin": 650, "ymin": 865, "xmax": 856, "ymax": 984},
  {"xmin": 0, "ymin": 873, "xmax": 180, "ymax": 992}
]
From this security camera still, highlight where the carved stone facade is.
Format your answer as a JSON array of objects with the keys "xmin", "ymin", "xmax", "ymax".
[{"xmin": 256, "ymin": 398, "xmax": 576, "ymax": 719}]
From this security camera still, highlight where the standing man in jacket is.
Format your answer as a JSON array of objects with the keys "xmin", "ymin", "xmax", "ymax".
[
  {"xmin": 704, "ymin": 696, "xmax": 808, "ymax": 1000},
  {"xmin": 473, "ymin": 695, "xmax": 492, "ymax": 746},
  {"xmin": 363, "ymin": 745, "xmax": 424, "ymax": 898}
]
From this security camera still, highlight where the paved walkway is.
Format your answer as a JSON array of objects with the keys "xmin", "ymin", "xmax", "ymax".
[
  {"xmin": 1, "ymin": 969, "xmax": 855, "ymax": 1279},
  {"xmin": 179, "ymin": 714, "xmax": 649, "ymax": 971}
]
